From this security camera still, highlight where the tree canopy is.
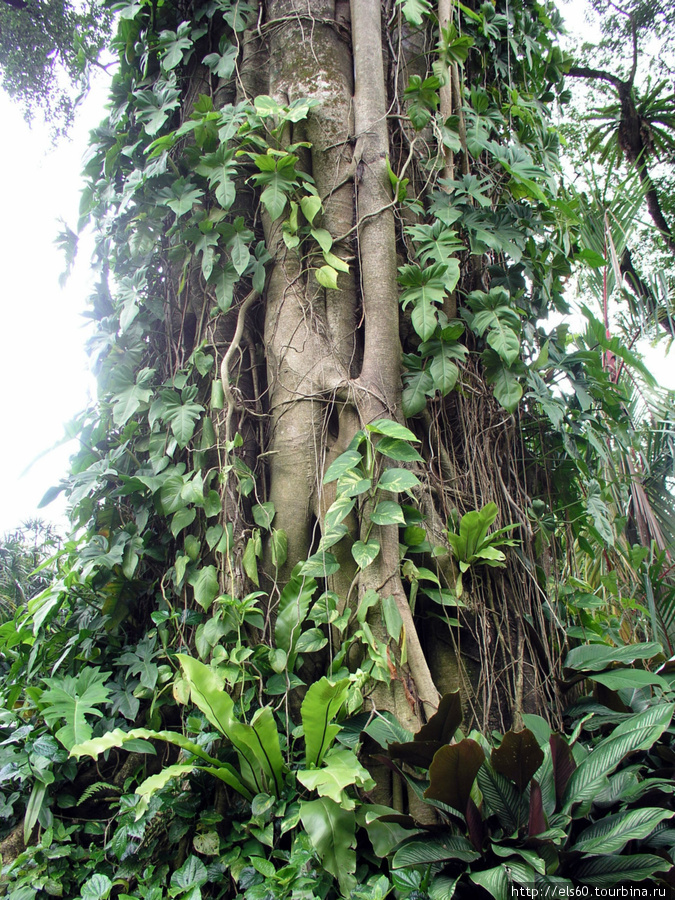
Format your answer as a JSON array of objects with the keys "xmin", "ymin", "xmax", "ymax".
[{"xmin": 1, "ymin": 0, "xmax": 675, "ymax": 897}]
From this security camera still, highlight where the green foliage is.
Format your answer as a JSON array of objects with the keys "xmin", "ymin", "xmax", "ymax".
[
  {"xmin": 2, "ymin": 0, "xmax": 675, "ymax": 897},
  {"xmin": 0, "ymin": 0, "xmax": 113, "ymax": 136}
]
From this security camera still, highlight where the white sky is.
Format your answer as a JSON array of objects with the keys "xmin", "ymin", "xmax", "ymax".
[{"xmin": 0, "ymin": 1, "xmax": 672, "ymax": 535}]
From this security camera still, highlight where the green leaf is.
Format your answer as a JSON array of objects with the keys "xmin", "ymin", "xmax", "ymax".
[
  {"xmin": 324, "ymin": 449, "xmax": 362, "ymax": 483},
  {"xmin": 316, "ymin": 265, "xmax": 339, "ymax": 290},
  {"xmin": 300, "ymin": 194, "xmax": 322, "ymax": 223},
  {"xmin": 352, "ymin": 540, "xmax": 380, "ymax": 570},
  {"xmin": 300, "ymin": 798, "xmax": 356, "ymax": 896},
  {"xmin": 573, "ymin": 807, "xmax": 674, "ymax": 855},
  {"xmin": 374, "ymin": 437, "xmax": 424, "ymax": 463},
  {"xmin": 412, "ymin": 299, "xmax": 438, "ymax": 341},
  {"xmin": 243, "ymin": 536, "xmax": 260, "ymax": 586},
  {"xmin": 301, "ymin": 677, "xmax": 350, "ymax": 767},
  {"xmin": 575, "ymin": 854, "xmax": 672, "ymax": 887},
  {"xmin": 393, "ymin": 834, "xmax": 479, "ymax": 867},
  {"xmin": 402, "ymin": 370, "xmax": 434, "ymax": 416},
  {"xmin": 490, "ymin": 365, "xmax": 523, "ymax": 412},
  {"xmin": 589, "ymin": 669, "xmax": 670, "ymax": 691},
  {"xmin": 564, "ymin": 704, "xmax": 674, "ymax": 808},
  {"xmin": 171, "ymin": 855, "xmax": 208, "ymax": 892},
  {"xmin": 377, "ymin": 469, "xmax": 421, "ymax": 493},
  {"xmin": 260, "ymin": 183, "xmax": 288, "ymax": 220},
  {"xmin": 171, "ymin": 506, "xmax": 196, "ymax": 537},
  {"xmin": 469, "ymin": 866, "xmax": 509, "ymax": 900},
  {"xmin": 564, "ymin": 641, "xmax": 662, "ymax": 672},
  {"xmin": 178, "ymin": 655, "xmax": 284, "ymax": 796},
  {"xmin": 41, "ymin": 668, "xmax": 110, "ymax": 750},
  {"xmin": 300, "ymin": 551, "xmax": 341, "ymax": 577},
  {"xmin": 297, "ymin": 748, "xmax": 374, "ymax": 806},
  {"xmin": 396, "ymin": 0, "xmax": 433, "ymax": 27},
  {"xmin": 81, "ymin": 874, "xmax": 113, "ymax": 900},
  {"xmin": 24, "ymin": 780, "xmax": 47, "ymax": 844},
  {"xmin": 370, "ymin": 501, "xmax": 406, "ymax": 525},
  {"xmin": 275, "ymin": 567, "xmax": 317, "ymax": 664},
  {"xmin": 382, "ymin": 594, "xmax": 403, "ymax": 641},
  {"xmin": 252, "ymin": 502, "xmax": 275, "ymax": 530},
  {"xmin": 477, "ymin": 762, "xmax": 525, "ymax": 832},
  {"xmin": 324, "ymin": 495, "xmax": 356, "ymax": 530},
  {"xmin": 189, "ymin": 565, "xmax": 219, "ymax": 611},
  {"xmin": 367, "ymin": 420, "xmax": 420, "ymax": 442},
  {"xmin": 429, "ymin": 353, "xmax": 459, "ymax": 394}
]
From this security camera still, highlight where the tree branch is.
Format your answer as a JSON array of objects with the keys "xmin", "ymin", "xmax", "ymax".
[{"xmin": 566, "ymin": 66, "xmax": 624, "ymax": 88}]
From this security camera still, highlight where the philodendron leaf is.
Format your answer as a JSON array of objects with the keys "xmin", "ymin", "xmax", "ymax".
[
  {"xmin": 491, "ymin": 728, "xmax": 544, "ymax": 791},
  {"xmin": 300, "ymin": 797, "xmax": 356, "ymax": 896},
  {"xmin": 424, "ymin": 739, "xmax": 485, "ymax": 814},
  {"xmin": 301, "ymin": 677, "xmax": 350, "ymax": 767}
]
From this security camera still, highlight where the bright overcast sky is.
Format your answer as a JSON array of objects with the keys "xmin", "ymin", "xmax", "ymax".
[{"xmin": 0, "ymin": 0, "xmax": 672, "ymax": 535}]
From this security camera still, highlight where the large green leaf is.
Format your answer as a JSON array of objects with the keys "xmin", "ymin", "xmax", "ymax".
[
  {"xmin": 357, "ymin": 805, "xmax": 419, "ymax": 857},
  {"xmin": 477, "ymin": 762, "xmax": 525, "ymax": 832},
  {"xmin": 300, "ymin": 798, "xmax": 356, "ymax": 895},
  {"xmin": 301, "ymin": 677, "xmax": 350, "ymax": 767},
  {"xmin": 564, "ymin": 704, "xmax": 674, "ymax": 809},
  {"xmin": 177, "ymin": 655, "xmax": 285, "ymax": 796},
  {"xmin": 275, "ymin": 566, "xmax": 317, "ymax": 667},
  {"xmin": 575, "ymin": 854, "xmax": 672, "ymax": 886},
  {"xmin": 297, "ymin": 748, "xmax": 374, "ymax": 807},
  {"xmin": 564, "ymin": 641, "xmax": 662, "ymax": 672},
  {"xmin": 393, "ymin": 834, "xmax": 479, "ymax": 867},
  {"xmin": 41, "ymin": 668, "xmax": 110, "ymax": 750},
  {"xmin": 573, "ymin": 807, "xmax": 674, "ymax": 855},
  {"xmin": 469, "ymin": 866, "xmax": 509, "ymax": 900}
]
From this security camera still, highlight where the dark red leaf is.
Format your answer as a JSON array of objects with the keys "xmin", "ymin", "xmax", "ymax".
[
  {"xmin": 491, "ymin": 728, "xmax": 544, "ymax": 792},
  {"xmin": 528, "ymin": 778, "xmax": 547, "ymax": 837},
  {"xmin": 424, "ymin": 739, "xmax": 485, "ymax": 814},
  {"xmin": 550, "ymin": 733, "xmax": 576, "ymax": 805}
]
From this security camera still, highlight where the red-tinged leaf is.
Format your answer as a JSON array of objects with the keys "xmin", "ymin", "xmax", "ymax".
[
  {"xmin": 416, "ymin": 692, "xmax": 463, "ymax": 745},
  {"xmin": 425, "ymin": 739, "xmax": 485, "ymax": 814},
  {"xmin": 491, "ymin": 728, "xmax": 543, "ymax": 791},
  {"xmin": 528, "ymin": 778, "xmax": 547, "ymax": 837},
  {"xmin": 550, "ymin": 733, "xmax": 576, "ymax": 804},
  {"xmin": 466, "ymin": 796, "xmax": 485, "ymax": 850}
]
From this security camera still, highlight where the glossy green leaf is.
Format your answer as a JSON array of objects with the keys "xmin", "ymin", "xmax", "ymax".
[
  {"xmin": 377, "ymin": 469, "xmax": 421, "ymax": 492},
  {"xmin": 299, "ymin": 798, "xmax": 356, "ymax": 896},
  {"xmin": 301, "ymin": 677, "xmax": 350, "ymax": 767},
  {"xmin": 351, "ymin": 540, "xmax": 380, "ymax": 570}
]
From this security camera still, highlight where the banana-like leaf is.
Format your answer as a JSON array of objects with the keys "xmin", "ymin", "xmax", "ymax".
[
  {"xmin": 575, "ymin": 853, "xmax": 672, "ymax": 887},
  {"xmin": 178, "ymin": 654, "xmax": 285, "ymax": 796},
  {"xmin": 301, "ymin": 677, "xmax": 350, "ymax": 767}
]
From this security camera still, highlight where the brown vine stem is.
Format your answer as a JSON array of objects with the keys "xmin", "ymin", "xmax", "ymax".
[{"xmin": 220, "ymin": 289, "xmax": 260, "ymax": 447}]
